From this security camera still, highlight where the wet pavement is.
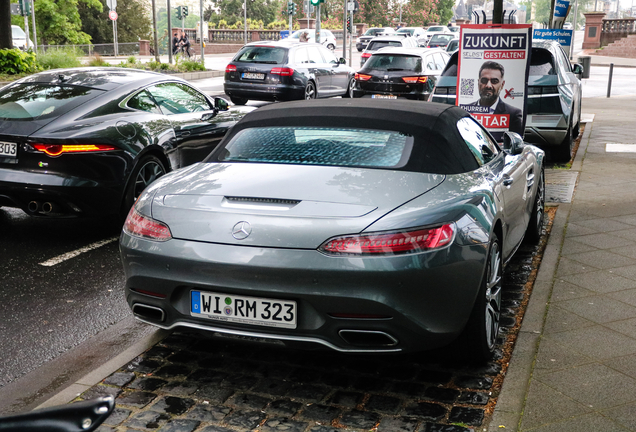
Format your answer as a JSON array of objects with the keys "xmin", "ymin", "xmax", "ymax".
[{"xmin": 79, "ymin": 218, "xmax": 553, "ymax": 432}]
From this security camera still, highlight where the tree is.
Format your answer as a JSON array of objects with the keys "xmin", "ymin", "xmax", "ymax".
[
  {"xmin": 0, "ymin": 0, "xmax": 11, "ymax": 49},
  {"xmin": 436, "ymin": 0, "xmax": 455, "ymax": 25},
  {"xmin": 356, "ymin": 0, "xmax": 391, "ymax": 27},
  {"xmin": 79, "ymin": 0, "xmax": 152, "ymax": 44},
  {"xmin": 209, "ymin": 0, "xmax": 283, "ymax": 26},
  {"xmin": 400, "ymin": 0, "xmax": 440, "ymax": 26},
  {"xmin": 35, "ymin": 0, "xmax": 103, "ymax": 45}
]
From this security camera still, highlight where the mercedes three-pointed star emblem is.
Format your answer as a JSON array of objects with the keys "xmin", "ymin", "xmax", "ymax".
[{"xmin": 232, "ymin": 221, "xmax": 252, "ymax": 240}]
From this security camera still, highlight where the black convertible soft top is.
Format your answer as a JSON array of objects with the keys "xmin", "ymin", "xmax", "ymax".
[{"xmin": 215, "ymin": 99, "xmax": 481, "ymax": 174}]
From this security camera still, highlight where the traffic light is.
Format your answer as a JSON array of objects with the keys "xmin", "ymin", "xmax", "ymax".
[
  {"xmin": 292, "ymin": 2, "xmax": 297, "ymax": 15},
  {"xmin": 346, "ymin": 16, "xmax": 351, "ymax": 33},
  {"xmin": 287, "ymin": 0, "xmax": 293, "ymax": 14},
  {"xmin": 309, "ymin": 0, "xmax": 320, "ymax": 6},
  {"xmin": 176, "ymin": 5, "xmax": 183, "ymax": 19},
  {"xmin": 183, "ymin": 6, "xmax": 189, "ymax": 17},
  {"xmin": 18, "ymin": 0, "xmax": 31, "ymax": 16}
]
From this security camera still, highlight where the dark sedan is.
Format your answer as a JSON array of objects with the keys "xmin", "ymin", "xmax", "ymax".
[
  {"xmin": 353, "ymin": 47, "xmax": 449, "ymax": 100},
  {"xmin": 223, "ymin": 40, "xmax": 355, "ymax": 105},
  {"xmin": 120, "ymin": 99, "xmax": 545, "ymax": 361},
  {"xmin": 0, "ymin": 68, "xmax": 253, "ymax": 220}
]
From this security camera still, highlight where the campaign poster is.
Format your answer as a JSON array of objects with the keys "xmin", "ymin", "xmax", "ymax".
[
  {"xmin": 456, "ymin": 24, "xmax": 533, "ymax": 141},
  {"xmin": 533, "ymin": 28, "xmax": 573, "ymax": 53}
]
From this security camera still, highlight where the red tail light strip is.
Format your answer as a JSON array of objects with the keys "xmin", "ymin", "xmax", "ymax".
[
  {"xmin": 226, "ymin": 64, "xmax": 237, "ymax": 73},
  {"xmin": 123, "ymin": 208, "xmax": 172, "ymax": 242},
  {"xmin": 320, "ymin": 224, "xmax": 455, "ymax": 255},
  {"xmin": 271, "ymin": 67, "xmax": 294, "ymax": 76},
  {"xmin": 355, "ymin": 73, "xmax": 372, "ymax": 81},
  {"xmin": 401, "ymin": 76, "xmax": 429, "ymax": 84},
  {"xmin": 33, "ymin": 144, "xmax": 117, "ymax": 156}
]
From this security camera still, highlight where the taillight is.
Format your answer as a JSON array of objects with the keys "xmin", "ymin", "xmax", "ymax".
[
  {"xmin": 225, "ymin": 64, "xmax": 237, "ymax": 73},
  {"xmin": 362, "ymin": 52, "xmax": 372, "ymax": 58},
  {"xmin": 355, "ymin": 73, "xmax": 372, "ymax": 81},
  {"xmin": 33, "ymin": 144, "xmax": 117, "ymax": 157},
  {"xmin": 319, "ymin": 224, "xmax": 455, "ymax": 256},
  {"xmin": 123, "ymin": 207, "xmax": 172, "ymax": 242},
  {"xmin": 271, "ymin": 67, "xmax": 294, "ymax": 76},
  {"xmin": 401, "ymin": 76, "xmax": 429, "ymax": 84}
]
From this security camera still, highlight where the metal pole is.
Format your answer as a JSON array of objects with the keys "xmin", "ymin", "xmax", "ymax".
[
  {"xmin": 152, "ymin": 0, "xmax": 159, "ymax": 61},
  {"xmin": 200, "ymin": 0, "xmax": 204, "ymax": 63},
  {"xmin": 342, "ymin": 0, "xmax": 346, "ymax": 60},
  {"xmin": 607, "ymin": 63, "xmax": 614, "ymax": 97},
  {"xmin": 289, "ymin": 4, "xmax": 292, "ymax": 34},
  {"xmin": 23, "ymin": 12, "xmax": 29, "ymax": 50},
  {"xmin": 112, "ymin": 19, "xmax": 116, "ymax": 56},
  {"xmin": 168, "ymin": 0, "xmax": 173, "ymax": 63},
  {"xmin": 315, "ymin": 2, "xmax": 320, "ymax": 43},
  {"xmin": 348, "ymin": 9, "xmax": 352, "ymax": 65},
  {"xmin": 570, "ymin": 0, "xmax": 579, "ymax": 59},
  {"xmin": 115, "ymin": 19, "xmax": 118, "ymax": 56},
  {"xmin": 30, "ymin": 0, "xmax": 37, "ymax": 51},
  {"xmin": 244, "ymin": 0, "xmax": 247, "ymax": 45}
]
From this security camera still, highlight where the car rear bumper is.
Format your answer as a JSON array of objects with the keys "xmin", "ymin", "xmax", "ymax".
[
  {"xmin": 120, "ymin": 234, "xmax": 487, "ymax": 353},
  {"xmin": 0, "ymin": 168, "xmax": 122, "ymax": 217},
  {"xmin": 524, "ymin": 114, "xmax": 568, "ymax": 147},
  {"xmin": 224, "ymin": 82, "xmax": 305, "ymax": 102},
  {"xmin": 352, "ymin": 89, "xmax": 431, "ymax": 101}
]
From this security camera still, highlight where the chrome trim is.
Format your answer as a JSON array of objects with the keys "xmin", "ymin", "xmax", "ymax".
[
  {"xmin": 338, "ymin": 329, "xmax": 399, "ymax": 346},
  {"xmin": 132, "ymin": 304, "xmax": 166, "ymax": 322},
  {"xmin": 133, "ymin": 316, "xmax": 402, "ymax": 353}
]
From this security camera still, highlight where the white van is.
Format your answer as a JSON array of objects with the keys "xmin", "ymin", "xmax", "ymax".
[{"xmin": 12, "ymin": 25, "xmax": 33, "ymax": 50}]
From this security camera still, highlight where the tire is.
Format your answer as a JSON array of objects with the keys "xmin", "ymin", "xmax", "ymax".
[
  {"xmin": 120, "ymin": 155, "xmax": 166, "ymax": 220},
  {"xmin": 552, "ymin": 120, "xmax": 573, "ymax": 163},
  {"xmin": 230, "ymin": 96, "xmax": 248, "ymax": 105},
  {"xmin": 304, "ymin": 81, "xmax": 316, "ymax": 100},
  {"xmin": 459, "ymin": 233, "xmax": 502, "ymax": 362},
  {"xmin": 342, "ymin": 77, "xmax": 355, "ymax": 98},
  {"xmin": 327, "ymin": 43, "xmax": 335, "ymax": 51},
  {"xmin": 524, "ymin": 167, "xmax": 545, "ymax": 244}
]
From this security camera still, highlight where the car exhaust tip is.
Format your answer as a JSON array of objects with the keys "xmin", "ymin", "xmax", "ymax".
[
  {"xmin": 338, "ymin": 330, "xmax": 398, "ymax": 347},
  {"xmin": 42, "ymin": 202, "xmax": 60, "ymax": 214},
  {"xmin": 132, "ymin": 303, "xmax": 166, "ymax": 323},
  {"xmin": 28, "ymin": 201, "xmax": 41, "ymax": 213}
]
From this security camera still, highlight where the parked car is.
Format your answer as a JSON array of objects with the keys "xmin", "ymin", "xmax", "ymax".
[
  {"xmin": 0, "ymin": 68, "xmax": 252, "ymax": 220},
  {"xmin": 12, "ymin": 25, "xmax": 33, "ymax": 50},
  {"xmin": 448, "ymin": 26, "xmax": 461, "ymax": 33},
  {"xmin": 430, "ymin": 40, "xmax": 583, "ymax": 161},
  {"xmin": 353, "ymin": 47, "xmax": 450, "ymax": 100},
  {"xmin": 224, "ymin": 40, "xmax": 355, "ymax": 105},
  {"xmin": 120, "ymin": 98, "xmax": 545, "ymax": 361},
  {"xmin": 290, "ymin": 29, "xmax": 338, "ymax": 50},
  {"xmin": 446, "ymin": 39, "xmax": 459, "ymax": 54},
  {"xmin": 426, "ymin": 33, "xmax": 458, "ymax": 48},
  {"xmin": 563, "ymin": 22, "xmax": 573, "ymax": 30},
  {"xmin": 360, "ymin": 36, "xmax": 419, "ymax": 67},
  {"xmin": 420, "ymin": 25, "xmax": 453, "ymax": 45},
  {"xmin": 396, "ymin": 27, "xmax": 427, "ymax": 39},
  {"xmin": 356, "ymin": 27, "xmax": 396, "ymax": 51}
]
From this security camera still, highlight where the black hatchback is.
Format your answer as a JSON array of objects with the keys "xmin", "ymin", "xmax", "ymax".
[
  {"xmin": 353, "ymin": 47, "xmax": 450, "ymax": 100},
  {"xmin": 224, "ymin": 40, "xmax": 355, "ymax": 105}
]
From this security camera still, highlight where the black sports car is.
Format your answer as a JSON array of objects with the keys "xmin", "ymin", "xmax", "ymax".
[{"xmin": 0, "ymin": 68, "xmax": 253, "ymax": 220}]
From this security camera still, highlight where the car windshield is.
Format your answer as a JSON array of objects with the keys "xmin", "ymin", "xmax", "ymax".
[
  {"xmin": 428, "ymin": 26, "xmax": 445, "ymax": 32},
  {"xmin": 218, "ymin": 126, "xmax": 413, "ymax": 168},
  {"xmin": 397, "ymin": 29, "xmax": 414, "ymax": 35},
  {"xmin": 367, "ymin": 40, "xmax": 402, "ymax": 50},
  {"xmin": 364, "ymin": 28, "xmax": 383, "ymax": 36},
  {"xmin": 0, "ymin": 84, "xmax": 104, "ymax": 121},
  {"xmin": 431, "ymin": 34, "xmax": 454, "ymax": 42},
  {"xmin": 12, "ymin": 26, "xmax": 26, "ymax": 38},
  {"xmin": 366, "ymin": 54, "xmax": 422, "ymax": 72},
  {"xmin": 235, "ymin": 46, "xmax": 287, "ymax": 64}
]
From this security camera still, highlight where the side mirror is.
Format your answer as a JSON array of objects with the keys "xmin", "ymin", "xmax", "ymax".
[
  {"xmin": 339, "ymin": 57, "xmax": 346, "ymax": 64},
  {"xmin": 214, "ymin": 97, "xmax": 230, "ymax": 111},
  {"xmin": 502, "ymin": 131, "xmax": 525, "ymax": 155},
  {"xmin": 572, "ymin": 63, "xmax": 584, "ymax": 78}
]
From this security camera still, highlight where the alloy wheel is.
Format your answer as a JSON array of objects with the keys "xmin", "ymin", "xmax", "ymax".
[
  {"xmin": 484, "ymin": 240, "xmax": 502, "ymax": 350},
  {"xmin": 134, "ymin": 160, "xmax": 165, "ymax": 200},
  {"xmin": 305, "ymin": 82, "xmax": 316, "ymax": 99}
]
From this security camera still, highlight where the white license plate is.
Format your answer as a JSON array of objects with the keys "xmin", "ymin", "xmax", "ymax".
[
  {"xmin": 0, "ymin": 142, "xmax": 17, "ymax": 158},
  {"xmin": 372, "ymin": 94, "xmax": 397, "ymax": 99},
  {"xmin": 191, "ymin": 290, "xmax": 297, "ymax": 329},
  {"xmin": 242, "ymin": 72, "xmax": 265, "ymax": 80}
]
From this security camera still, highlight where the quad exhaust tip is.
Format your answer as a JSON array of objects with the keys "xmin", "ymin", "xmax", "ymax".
[{"xmin": 132, "ymin": 303, "xmax": 166, "ymax": 323}]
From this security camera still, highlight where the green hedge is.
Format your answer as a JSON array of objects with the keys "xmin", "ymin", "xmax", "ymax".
[{"xmin": 0, "ymin": 49, "xmax": 39, "ymax": 75}]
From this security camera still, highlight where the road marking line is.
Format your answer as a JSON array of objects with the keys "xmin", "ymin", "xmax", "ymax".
[
  {"xmin": 606, "ymin": 143, "xmax": 636, "ymax": 153},
  {"xmin": 39, "ymin": 237, "xmax": 118, "ymax": 267}
]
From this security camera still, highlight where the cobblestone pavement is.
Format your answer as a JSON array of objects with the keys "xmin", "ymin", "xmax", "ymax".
[{"xmin": 84, "ymin": 216, "xmax": 553, "ymax": 432}]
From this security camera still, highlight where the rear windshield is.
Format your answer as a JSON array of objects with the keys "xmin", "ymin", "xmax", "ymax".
[
  {"xmin": 529, "ymin": 48, "xmax": 556, "ymax": 76},
  {"xmin": 428, "ymin": 26, "xmax": 446, "ymax": 32},
  {"xmin": 234, "ymin": 46, "xmax": 287, "ymax": 64},
  {"xmin": 0, "ymin": 84, "xmax": 104, "ymax": 121},
  {"xmin": 367, "ymin": 41, "xmax": 402, "ymax": 50},
  {"xmin": 364, "ymin": 28, "xmax": 384, "ymax": 36},
  {"xmin": 217, "ymin": 127, "xmax": 413, "ymax": 168},
  {"xmin": 397, "ymin": 29, "xmax": 414, "ymax": 35},
  {"xmin": 366, "ymin": 54, "xmax": 422, "ymax": 72},
  {"xmin": 431, "ymin": 34, "xmax": 454, "ymax": 42}
]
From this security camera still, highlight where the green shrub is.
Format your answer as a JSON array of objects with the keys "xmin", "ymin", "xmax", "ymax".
[
  {"xmin": 0, "ymin": 49, "xmax": 39, "ymax": 74},
  {"xmin": 178, "ymin": 59, "xmax": 206, "ymax": 72},
  {"xmin": 37, "ymin": 47, "xmax": 83, "ymax": 70},
  {"xmin": 146, "ymin": 60, "xmax": 161, "ymax": 70},
  {"xmin": 159, "ymin": 62, "xmax": 170, "ymax": 70},
  {"xmin": 87, "ymin": 54, "xmax": 110, "ymax": 67}
]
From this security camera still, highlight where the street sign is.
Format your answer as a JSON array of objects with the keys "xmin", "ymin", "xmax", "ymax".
[
  {"xmin": 106, "ymin": 0, "xmax": 117, "ymax": 10},
  {"xmin": 109, "ymin": 10, "xmax": 118, "ymax": 21},
  {"xmin": 347, "ymin": 2, "xmax": 355, "ymax": 11}
]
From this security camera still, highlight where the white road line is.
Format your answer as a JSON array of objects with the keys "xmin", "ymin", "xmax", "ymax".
[{"xmin": 39, "ymin": 237, "xmax": 118, "ymax": 267}]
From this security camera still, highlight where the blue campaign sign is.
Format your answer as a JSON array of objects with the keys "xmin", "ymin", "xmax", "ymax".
[
  {"xmin": 554, "ymin": 0, "xmax": 570, "ymax": 18},
  {"xmin": 533, "ymin": 29, "xmax": 573, "ymax": 50}
]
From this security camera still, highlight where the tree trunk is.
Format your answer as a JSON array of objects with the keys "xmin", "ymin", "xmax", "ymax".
[{"xmin": 0, "ymin": 0, "xmax": 13, "ymax": 49}]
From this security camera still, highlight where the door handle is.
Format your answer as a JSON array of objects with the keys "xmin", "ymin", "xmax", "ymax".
[
  {"xmin": 181, "ymin": 131, "xmax": 191, "ymax": 136},
  {"xmin": 503, "ymin": 177, "xmax": 513, "ymax": 187}
]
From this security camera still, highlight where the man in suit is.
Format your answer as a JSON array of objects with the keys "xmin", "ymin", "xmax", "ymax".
[{"xmin": 471, "ymin": 61, "xmax": 523, "ymax": 135}]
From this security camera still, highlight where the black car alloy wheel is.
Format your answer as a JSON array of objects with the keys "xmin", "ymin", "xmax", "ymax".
[
  {"xmin": 304, "ymin": 81, "xmax": 316, "ymax": 100},
  {"xmin": 525, "ymin": 168, "xmax": 545, "ymax": 243},
  {"xmin": 121, "ymin": 155, "xmax": 166, "ymax": 219},
  {"xmin": 460, "ymin": 233, "xmax": 502, "ymax": 361}
]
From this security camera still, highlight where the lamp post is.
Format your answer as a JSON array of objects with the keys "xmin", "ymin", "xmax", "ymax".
[{"xmin": 244, "ymin": 0, "xmax": 247, "ymax": 44}]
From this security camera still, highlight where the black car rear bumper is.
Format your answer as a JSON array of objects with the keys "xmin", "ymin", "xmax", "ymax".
[{"xmin": 224, "ymin": 82, "xmax": 305, "ymax": 102}]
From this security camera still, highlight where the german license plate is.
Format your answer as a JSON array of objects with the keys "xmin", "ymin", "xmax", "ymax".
[
  {"xmin": 191, "ymin": 290, "xmax": 296, "ymax": 329},
  {"xmin": 242, "ymin": 72, "xmax": 265, "ymax": 80},
  {"xmin": 0, "ymin": 142, "xmax": 17, "ymax": 158},
  {"xmin": 372, "ymin": 94, "xmax": 397, "ymax": 99}
]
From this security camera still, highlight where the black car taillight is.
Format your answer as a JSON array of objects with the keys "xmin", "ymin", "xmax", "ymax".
[
  {"xmin": 271, "ymin": 67, "xmax": 294, "ymax": 76},
  {"xmin": 226, "ymin": 64, "xmax": 237, "ymax": 73},
  {"xmin": 32, "ymin": 144, "xmax": 117, "ymax": 156},
  {"xmin": 401, "ymin": 76, "xmax": 429, "ymax": 84}
]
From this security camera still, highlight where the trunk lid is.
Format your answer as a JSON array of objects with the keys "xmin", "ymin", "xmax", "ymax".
[{"xmin": 151, "ymin": 163, "xmax": 445, "ymax": 248}]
